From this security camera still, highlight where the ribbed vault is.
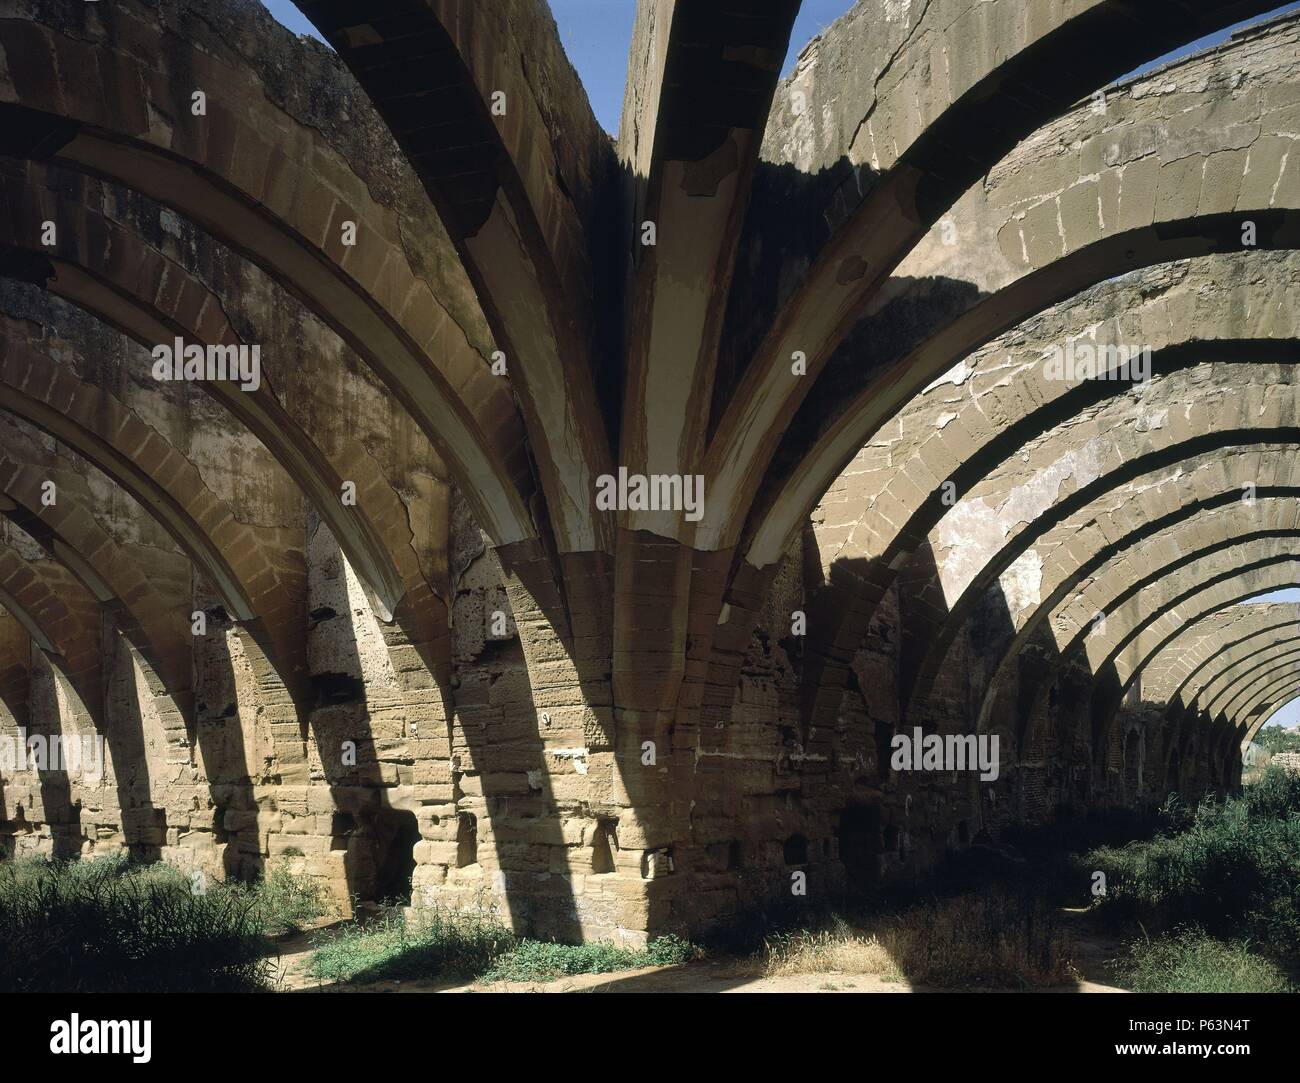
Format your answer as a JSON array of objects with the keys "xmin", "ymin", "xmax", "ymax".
[{"xmin": 1, "ymin": 0, "xmax": 1297, "ymax": 942}]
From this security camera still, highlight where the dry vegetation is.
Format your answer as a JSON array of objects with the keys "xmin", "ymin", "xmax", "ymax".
[{"xmin": 759, "ymin": 890, "xmax": 1078, "ymax": 989}]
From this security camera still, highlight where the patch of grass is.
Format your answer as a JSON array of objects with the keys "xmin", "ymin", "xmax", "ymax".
[
  {"xmin": 484, "ymin": 933, "xmax": 692, "ymax": 982},
  {"xmin": 1115, "ymin": 928, "xmax": 1295, "ymax": 993},
  {"xmin": 307, "ymin": 904, "xmax": 694, "ymax": 985},
  {"xmin": 0, "ymin": 854, "xmax": 330, "ymax": 992},
  {"xmin": 308, "ymin": 905, "xmax": 512, "ymax": 984}
]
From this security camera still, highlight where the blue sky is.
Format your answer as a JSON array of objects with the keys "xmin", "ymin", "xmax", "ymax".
[
  {"xmin": 262, "ymin": 0, "xmax": 855, "ymax": 132},
  {"xmin": 262, "ymin": 1, "xmax": 1300, "ymax": 134},
  {"xmin": 1260, "ymin": 706, "xmax": 1300, "ymax": 732},
  {"xmin": 1260, "ymin": 696, "xmax": 1300, "ymax": 733}
]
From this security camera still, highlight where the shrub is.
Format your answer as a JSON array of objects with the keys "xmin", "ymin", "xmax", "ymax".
[
  {"xmin": 0, "ymin": 855, "xmax": 270, "ymax": 992},
  {"xmin": 1115, "ymin": 928, "xmax": 1294, "ymax": 993},
  {"xmin": 239, "ymin": 863, "xmax": 330, "ymax": 936},
  {"xmin": 0, "ymin": 855, "xmax": 330, "ymax": 992},
  {"xmin": 763, "ymin": 920, "xmax": 902, "ymax": 982},
  {"xmin": 1086, "ymin": 768, "xmax": 1300, "ymax": 961},
  {"xmin": 1254, "ymin": 726, "xmax": 1300, "ymax": 756},
  {"xmin": 1243, "ymin": 764, "xmax": 1300, "ymax": 819}
]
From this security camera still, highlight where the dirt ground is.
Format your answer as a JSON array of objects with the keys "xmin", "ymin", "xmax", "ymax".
[{"xmin": 269, "ymin": 907, "xmax": 1128, "ymax": 994}]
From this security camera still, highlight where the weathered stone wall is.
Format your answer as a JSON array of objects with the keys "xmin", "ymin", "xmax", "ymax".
[{"xmin": 1274, "ymin": 752, "xmax": 1300, "ymax": 775}]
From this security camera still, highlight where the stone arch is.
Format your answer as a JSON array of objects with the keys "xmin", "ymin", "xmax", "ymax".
[
  {"xmin": 1063, "ymin": 544, "xmax": 1300, "ymax": 698},
  {"xmin": 1218, "ymin": 646, "xmax": 1300, "ymax": 727},
  {"xmin": 0, "ymin": 451, "xmax": 193, "ymax": 714},
  {"xmin": 301, "ymin": 0, "xmax": 614, "ymax": 555},
  {"xmin": 1011, "ymin": 536, "xmax": 1300, "ymax": 782},
  {"xmin": 0, "ymin": 525, "xmax": 184, "ymax": 859},
  {"xmin": 612, "ymin": 0, "xmax": 800, "ymax": 538},
  {"xmin": 1199, "ymin": 638, "xmax": 1300, "ymax": 721},
  {"xmin": 1218, "ymin": 656, "xmax": 1300, "ymax": 729},
  {"xmin": 905, "ymin": 405, "xmax": 1300, "ymax": 716},
  {"xmin": 0, "ymin": 537, "xmax": 102, "ymax": 723},
  {"xmin": 1092, "ymin": 558, "xmax": 1300, "ymax": 702},
  {"xmin": 0, "ymin": 633, "xmax": 87, "ymax": 858},
  {"xmin": 0, "ymin": 0, "xmax": 1292, "ymax": 939},
  {"xmin": 0, "ymin": 0, "xmax": 535, "ymax": 547},
  {"xmin": 1242, "ymin": 684, "xmax": 1300, "ymax": 745},
  {"xmin": 1129, "ymin": 603, "xmax": 1300, "ymax": 782},
  {"xmin": 1086, "ymin": 560, "xmax": 1300, "ymax": 768},
  {"xmin": 0, "ymin": 284, "xmax": 457, "ymax": 878},
  {"xmin": 1140, "ymin": 627, "xmax": 1300, "ymax": 771},
  {"xmin": 973, "ymin": 475, "xmax": 1300, "ymax": 741},
  {"xmin": 713, "ymin": 0, "xmax": 1285, "ymax": 544},
  {"xmin": 0, "ymin": 329, "xmax": 309, "ymax": 693},
  {"xmin": 0, "ymin": 416, "xmax": 310, "ymax": 878},
  {"xmin": 798, "ymin": 250, "xmax": 1300, "ymax": 735},
  {"xmin": 972, "ymin": 520, "xmax": 1300, "ymax": 780},
  {"xmin": 738, "ymin": 23, "xmax": 1300, "ymax": 565},
  {"xmin": 603, "ymin": 0, "xmax": 806, "ymax": 741},
  {"xmin": 1144, "ymin": 603, "xmax": 1300, "ymax": 710},
  {"xmin": 0, "ymin": 157, "xmax": 423, "ymax": 623}
]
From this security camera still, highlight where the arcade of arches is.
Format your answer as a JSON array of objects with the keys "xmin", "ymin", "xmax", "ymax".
[{"xmin": 0, "ymin": 0, "xmax": 1297, "ymax": 945}]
